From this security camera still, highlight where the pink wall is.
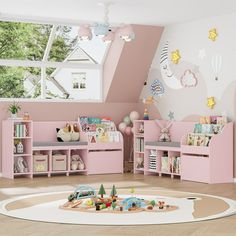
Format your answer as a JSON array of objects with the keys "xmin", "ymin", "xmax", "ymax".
[
  {"xmin": 105, "ymin": 25, "xmax": 164, "ymax": 102},
  {"xmin": 103, "ymin": 33, "xmax": 124, "ymax": 100},
  {"xmin": 0, "ymin": 101, "xmax": 160, "ymax": 171}
]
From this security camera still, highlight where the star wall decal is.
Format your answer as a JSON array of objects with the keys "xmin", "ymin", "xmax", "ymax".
[
  {"xmin": 171, "ymin": 50, "xmax": 181, "ymax": 64},
  {"xmin": 208, "ymin": 28, "xmax": 218, "ymax": 41},
  {"xmin": 207, "ymin": 97, "xmax": 215, "ymax": 109},
  {"xmin": 168, "ymin": 111, "xmax": 175, "ymax": 120}
]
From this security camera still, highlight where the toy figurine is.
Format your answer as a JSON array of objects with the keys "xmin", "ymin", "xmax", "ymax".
[
  {"xmin": 112, "ymin": 201, "xmax": 116, "ymax": 210},
  {"xmin": 143, "ymin": 109, "xmax": 149, "ymax": 120},
  {"xmin": 158, "ymin": 201, "xmax": 165, "ymax": 209},
  {"xmin": 16, "ymin": 141, "xmax": 24, "ymax": 154},
  {"xmin": 139, "ymin": 123, "xmax": 144, "ymax": 133}
]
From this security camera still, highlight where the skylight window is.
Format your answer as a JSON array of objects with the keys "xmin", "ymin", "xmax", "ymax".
[{"xmin": 0, "ymin": 21, "xmax": 108, "ymax": 101}]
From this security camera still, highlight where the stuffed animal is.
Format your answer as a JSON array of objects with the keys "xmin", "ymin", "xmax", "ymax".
[
  {"xmin": 155, "ymin": 120, "xmax": 173, "ymax": 142},
  {"xmin": 70, "ymin": 154, "xmax": 85, "ymax": 170},
  {"xmin": 70, "ymin": 124, "xmax": 80, "ymax": 141},
  {"xmin": 57, "ymin": 123, "xmax": 80, "ymax": 142},
  {"xmin": 14, "ymin": 157, "xmax": 28, "ymax": 173}
]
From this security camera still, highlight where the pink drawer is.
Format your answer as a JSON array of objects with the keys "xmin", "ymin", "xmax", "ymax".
[
  {"xmin": 181, "ymin": 155, "xmax": 210, "ymax": 183},
  {"xmin": 87, "ymin": 150, "xmax": 123, "ymax": 174}
]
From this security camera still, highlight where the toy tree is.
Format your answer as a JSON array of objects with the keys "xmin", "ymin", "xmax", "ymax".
[
  {"xmin": 149, "ymin": 200, "xmax": 156, "ymax": 207},
  {"xmin": 110, "ymin": 185, "xmax": 117, "ymax": 197},
  {"xmin": 98, "ymin": 184, "xmax": 106, "ymax": 198},
  {"xmin": 112, "ymin": 201, "xmax": 116, "ymax": 210}
]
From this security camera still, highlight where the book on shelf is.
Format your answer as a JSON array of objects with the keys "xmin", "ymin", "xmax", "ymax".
[
  {"xmin": 187, "ymin": 132, "xmax": 213, "ymax": 147},
  {"xmin": 199, "ymin": 115, "xmax": 227, "ymax": 125},
  {"xmin": 14, "ymin": 124, "xmax": 28, "ymax": 137},
  {"xmin": 193, "ymin": 134, "xmax": 205, "ymax": 146},
  {"xmin": 194, "ymin": 123, "xmax": 223, "ymax": 135},
  {"xmin": 187, "ymin": 133, "xmax": 195, "ymax": 145},
  {"xmin": 135, "ymin": 138, "xmax": 144, "ymax": 152},
  {"xmin": 161, "ymin": 156, "xmax": 169, "ymax": 172},
  {"xmin": 87, "ymin": 131, "xmax": 120, "ymax": 143},
  {"xmin": 172, "ymin": 156, "xmax": 180, "ymax": 174}
]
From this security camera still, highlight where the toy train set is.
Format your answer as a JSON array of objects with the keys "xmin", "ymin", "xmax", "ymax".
[{"xmin": 60, "ymin": 184, "xmax": 178, "ymax": 213}]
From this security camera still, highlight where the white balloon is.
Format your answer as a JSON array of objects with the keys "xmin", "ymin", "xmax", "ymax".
[
  {"xmin": 129, "ymin": 111, "xmax": 140, "ymax": 122},
  {"xmin": 118, "ymin": 122, "xmax": 127, "ymax": 133}
]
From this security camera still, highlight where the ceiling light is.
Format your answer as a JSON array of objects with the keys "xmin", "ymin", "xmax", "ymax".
[
  {"xmin": 118, "ymin": 24, "xmax": 135, "ymax": 42},
  {"xmin": 78, "ymin": 2, "xmax": 135, "ymax": 43},
  {"xmin": 78, "ymin": 25, "xmax": 92, "ymax": 41},
  {"xmin": 102, "ymin": 29, "xmax": 115, "ymax": 43},
  {"xmin": 94, "ymin": 23, "xmax": 109, "ymax": 37}
]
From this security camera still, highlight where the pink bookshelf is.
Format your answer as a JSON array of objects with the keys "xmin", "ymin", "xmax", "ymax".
[
  {"xmin": 133, "ymin": 120, "xmax": 233, "ymax": 183},
  {"xmin": 2, "ymin": 120, "xmax": 123, "ymax": 179},
  {"xmin": 2, "ymin": 119, "xmax": 33, "ymax": 179},
  {"xmin": 181, "ymin": 122, "xmax": 233, "ymax": 183}
]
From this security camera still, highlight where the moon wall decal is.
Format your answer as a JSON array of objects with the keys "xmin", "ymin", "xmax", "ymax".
[{"xmin": 160, "ymin": 41, "xmax": 183, "ymax": 89}]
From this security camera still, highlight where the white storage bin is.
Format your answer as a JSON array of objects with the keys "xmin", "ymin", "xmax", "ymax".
[
  {"xmin": 33, "ymin": 155, "xmax": 48, "ymax": 172},
  {"xmin": 52, "ymin": 154, "xmax": 67, "ymax": 171}
]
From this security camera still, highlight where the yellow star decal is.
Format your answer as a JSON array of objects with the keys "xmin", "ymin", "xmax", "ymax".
[
  {"xmin": 207, "ymin": 97, "xmax": 215, "ymax": 109},
  {"xmin": 171, "ymin": 50, "xmax": 181, "ymax": 64},
  {"xmin": 208, "ymin": 28, "xmax": 218, "ymax": 41}
]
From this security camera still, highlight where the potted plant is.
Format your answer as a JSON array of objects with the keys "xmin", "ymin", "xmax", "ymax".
[{"xmin": 8, "ymin": 101, "xmax": 21, "ymax": 118}]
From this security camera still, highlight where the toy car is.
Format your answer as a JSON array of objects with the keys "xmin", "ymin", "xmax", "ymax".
[{"xmin": 74, "ymin": 185, "xmax": 96, "ymax": 199}]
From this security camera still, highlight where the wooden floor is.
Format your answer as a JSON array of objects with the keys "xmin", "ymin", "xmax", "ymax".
[{"xmin": 0, "ymin": 173, "xmax": 236, "ymax": 236}]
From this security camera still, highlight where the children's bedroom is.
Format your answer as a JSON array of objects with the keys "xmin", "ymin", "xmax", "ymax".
[{"xmin": 0, "ymin": 0, "xmax": 236, "ymax": 235}]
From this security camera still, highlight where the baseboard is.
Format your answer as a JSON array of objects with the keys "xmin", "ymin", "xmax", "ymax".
[
  {"xmin": 0, "ymin": 173, "xmax": 2, "ymax": 177},
  {"xmin": 234, "ymin": 178, "xmax": 236, "ymax": 183}
]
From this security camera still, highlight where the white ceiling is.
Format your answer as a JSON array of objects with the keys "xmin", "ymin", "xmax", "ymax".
[{"xmin": 0, "ymin": 0, "xmax": 236, "ymax": 26}]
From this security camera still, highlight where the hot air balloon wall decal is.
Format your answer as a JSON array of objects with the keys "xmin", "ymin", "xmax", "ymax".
[{"xmin": 211, "ymin": 54, "xmax": 222, "ymax": 81}]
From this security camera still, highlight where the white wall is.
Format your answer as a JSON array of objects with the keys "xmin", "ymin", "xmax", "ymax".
[{"xmin": 141, "ymin": 12, "xmax": 236, "ymax": 121}]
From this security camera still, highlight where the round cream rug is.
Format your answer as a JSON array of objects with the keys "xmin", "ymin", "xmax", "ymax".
[{"xmin": 0, "ymin": 189, "xmax": 236, "ymax": 225}]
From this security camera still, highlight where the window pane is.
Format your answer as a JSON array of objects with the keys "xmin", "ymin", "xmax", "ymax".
[
  {"xmin": 0, "ymin": 21, "xmax": 50, "ymax": 60},
  {"xmin": 0, "ymin": 66, "xmax": 101, "ymax": 101},
  {"xmin": 49, "ymin": 26, "xmax": 108, "ymax": 64}
]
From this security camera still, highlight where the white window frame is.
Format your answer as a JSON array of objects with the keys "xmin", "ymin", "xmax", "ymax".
[{"xmin": 0, "ymin": 17, "xmax": 108, "ymax": 102}]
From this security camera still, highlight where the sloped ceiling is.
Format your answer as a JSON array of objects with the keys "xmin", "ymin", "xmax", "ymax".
[{"xmin": 104, "ymin": 25, "xmax": 164, "ymax": 103}]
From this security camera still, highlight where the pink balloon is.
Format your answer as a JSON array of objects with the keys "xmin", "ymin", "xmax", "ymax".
[{"xmin": 125, "ymin": 126, "xmax": 132, "ymax": 136}]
